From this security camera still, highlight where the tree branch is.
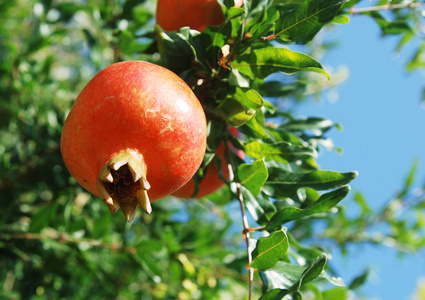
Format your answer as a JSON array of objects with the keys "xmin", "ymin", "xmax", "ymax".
[
  {"xmin": 225, "ymin": 142, "xmax": 254, "ymax": 300},
  {"xmin": 349, "ymin": 2, "xmax": 423, "ymax": 14},
  {"xmin": 0, "ymin": 229, "xmax": 136, "ymax": 253},
  {"xmin": 235, "ymin": 182, "xmax": 254, "ymax": 300}
]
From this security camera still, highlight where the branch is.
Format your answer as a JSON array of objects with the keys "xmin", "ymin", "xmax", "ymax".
[
  {"xmin": 0, "ymin": 229, "xmax": 136, "ymax": 253},
  {"xmin": 235, "ymin": 182, "xmax": 254, "ymax": 300},
  {"xmin": 349, "ymin": 2, "xmax": 423, "ymax": 14},
  {"xmin": 225, "ymin": 143, "xmax": 254, "ymax": 300}
]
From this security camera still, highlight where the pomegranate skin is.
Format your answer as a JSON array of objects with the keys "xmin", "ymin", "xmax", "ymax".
[
  {"xmin": 172, "ymin": 144, "xmax": 229, "ymax": 199},
  {"xmin": 172, "ymin": 140, "xmax": 245, "ymax": 199},
  {"xmin": 61, "ymin": 61, "xmax": 207, "ymax": 206},
  {"xmin": 156, "ymin": 0, "xmax": 226, "ymax": 32}
]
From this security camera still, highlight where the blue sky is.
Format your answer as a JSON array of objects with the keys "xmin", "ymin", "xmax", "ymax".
[{"xmin": 297, "ymin": 11, "xmax": 425, "ymax": 300}]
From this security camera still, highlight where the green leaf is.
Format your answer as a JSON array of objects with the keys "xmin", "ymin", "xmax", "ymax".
[
  {"xmin": 233, "ymin": 87, "xmax": 264, "ymax": 110},
  {"xmin": 241, "ymin": 113, "xmax": 270, "ymax": 139},
  {"xmin": 348, "ymin": 268, "xmax": 369, "ymax": 290},
  {"xmin": 274, "ymin": 0, "xmax": 346, "ymax": 44},
  {"xmin": 398, "ymin": 158, "xmax": 419, "ymax": 198},
  {"xmin": 216, "ymin": 97, "xmax": 256, "ymax": 127},
  {"xmin": 91, "ymin": 211, "xmax": 111, "ymax": 239},
  {"xmin": 196, "ymin": 23, "xmax": 231, "ymax": 69},
  {"xmin": 266, "ymin": 186, "xmax": 351, "ymax": 230},
  {"xmin": 237, "ymin": 159, "xmax": 268, "ymax": 196},
  {"xmin": 250, "ymin": 230, "xmax": 289, "ymax": 271},
  {"xmin": 244, "ymin": 141, "xmax": 317, "ymax": 164},
  {"xmin": 281, "ymin": 117, "xmax": 336, "ymax": 134},
  {"xmin": 135, "ymin": 252, "xmax": 163, "ymax": 280},
  {"xmin": 229, "ymin": 68, "xmax": 250, "ymax": 87},
  {"xmin": 118, "ymin": 30, "xmax": 152, "ymax": 55},
  {"xmin": 353, "ymin": 191, "xmax": 372, "ymax": 217},
  {"xmin": 264, "ymin": 168, "xmax": 357, "ymax": 198},
  {"xmin": 291, "ymin": 254, "xmax": 327, "ymax": 290},
  {"xmin": 262, "ymin": 259, "xmax": 344, "ymax": 290},
  {"xmin": 259, "ymin": 288, "xmax": 290, "ymax": 300},
  {"xmin": 322, "ymin": 287, "xmax": 349, "ymax": 300},
  {"xmin": 365, "ymin": 11, "xmax": 413, "ymax": 36},
  {"xmin": 246, "ymin": 6, "xmax": 280, "ymax": 43},
  {"xmin": 155, "ymin": 26, "xmax": 197, "ymax": 73},
  {"xmin": 260, "ymin": 81, "xmax": 302, "ymax": 98},
  {"xmin": 332, "ymin": 15, "xmax": 350, "ymax": 25},
  {"xmin": 216, "ymin": 87, "xmax": 264, "ymax": 127},
  {"xmin": 29, "ymin": 202, "xmax": 59, "ymax": 232},
  {"xmin": 231, "ymin": 47, "xmax": 329, "ymax": 80},
  {"xmin": 243, "ymin": 188, "xmax": 277, "ymax": 226},
  {"xmin": 406, "ymin": 44, "xmax": 425, "ymax": 73},
  {"xmin": 267, "ymin": 128, "xmax": 306, "ymax": 146}
]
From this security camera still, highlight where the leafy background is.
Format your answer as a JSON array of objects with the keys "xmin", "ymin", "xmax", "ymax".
[{"xmin": 1, "ymin": 0, "xmax": 425, "ymax": 299}]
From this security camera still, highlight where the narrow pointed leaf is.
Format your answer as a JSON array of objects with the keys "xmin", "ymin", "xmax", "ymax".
[
  {"xmin": 155, "ymin": 26, "xmax": 197, "ymax": 73},
  {"xmin": 348, "ymin": 268, "xmax": 370, "ymax": 290},
  {"xmin": 262, "ymin": 260, "xmax": 344, "ymax": 291},
  {"xmin": 266, "ymin": 186, "xmax": 351, "ymax": 230},
  {"xmin": 231, "ymin": 47, "xmax": 329, "ymax": 80},
  {"xmin": 259, "ymin": 289, "xmax": 290, "ymax": 300},
  {"xmin": 264, "ymin": 168, "xmax": 357, "ymax": 198},
  {"xmin": 281, "ymin": 117, "xmax": 336, "ymax": 133},
  {"xmin": 291, "ymin": 254, "xmax": 327, "ymax": 290},
  {"xmin": 241, "ymin": 114, "xmax": 270, "ymax": 139},
  {"xmin": 245, "ymin": 141, "xmax": 317, "ymax": 164},
  {"xmin": 250, "ymin": 230, "xmax": 289, "ymax": 271},
  {"xmin": 243, "ymin": 187, "xmax": 277, "ymax": 226},
  {"xmin": 275, "ymin": 0, "xmax": 346, "ymax": 44}
]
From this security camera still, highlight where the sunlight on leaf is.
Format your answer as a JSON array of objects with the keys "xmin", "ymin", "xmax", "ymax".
[
  {"xmin": 250, "ymin": 230, "xmax": 289, "ymax": 271},
  {"xmin": 232, "ymin": 47, "xmax": 329, "ymax": 79}
]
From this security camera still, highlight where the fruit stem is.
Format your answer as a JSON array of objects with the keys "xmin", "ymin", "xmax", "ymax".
[{"xmin": 96, "ymin": 149, "xmax": 152, "ymax": 222}]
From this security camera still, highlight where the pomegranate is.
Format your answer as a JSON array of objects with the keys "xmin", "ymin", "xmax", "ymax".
[
  {"xmin": 173, "ymin": 128, "xmax": 245, "ymax": 198},
  {"xmin": 156, "ymin": 0, "xmax": 243, "ymax": 33},
  {"xmin": 172, "ymin": 144, "xmax": 229, "ymax": 198},
  {"xmin": 61, "ymin": 61, "xmax": 207, "ymax": 222}
]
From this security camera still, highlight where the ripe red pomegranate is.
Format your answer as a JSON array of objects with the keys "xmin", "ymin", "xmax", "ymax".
[
  {"xmin": 61, "ymin": 61, "xmax": 207, "ymax": 222},
  {"xmin": 156, "ymin": 0, "xmax": 243, "ymax": 32},
  {"xmin": 172, "ymin": 144, "xmax": 229, "ymax": 198}
]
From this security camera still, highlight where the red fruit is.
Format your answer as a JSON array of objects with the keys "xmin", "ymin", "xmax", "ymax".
[
  {"xmin": 60, "ymin": 61, "xmax": 207, "ymax": 222},
  {"xmin": 172, "ymin": 144, "xmax": 228, "ymax": 198},
  {"xmin": 156, "ymin": 0, "xmax": 242, "ymax": 33},
  {"xmin": 172, "ymin": 128, "xmax": 245, "ymax": 199}
]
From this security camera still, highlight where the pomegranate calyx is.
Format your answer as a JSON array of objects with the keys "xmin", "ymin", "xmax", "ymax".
[{"xmin": 96, "ymin": 149, "xmax": 152, "ymax": 222}]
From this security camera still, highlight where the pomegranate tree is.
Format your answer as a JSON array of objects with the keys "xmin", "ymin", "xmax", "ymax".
[{"xmin": 60, "ymin": 61, "xmax": 207, "ymax": 222}]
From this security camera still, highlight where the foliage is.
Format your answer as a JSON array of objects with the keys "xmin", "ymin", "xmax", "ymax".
[{"xmin": 1, "ymin": 0, "xmax": 425, "ymax": 299}]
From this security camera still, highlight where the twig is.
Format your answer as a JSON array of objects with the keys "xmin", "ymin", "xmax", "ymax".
[
  {"xmin": 0, "ymin": 230, "xmax": 136, "ymax": 253},
  {"xmin": 235, "ymin": 181, "xmax": 254, "ymax": 300},
  {"xmin": 224, "ymin": 136, "xmax": 254, "ymax": 300},
  {"xmin": 349, "ymin": 2, "xmax": 423, "ymax": 14},
  {"xmin": 225, "ymin": 141, "xmax": 254, "ymax": 300}
]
